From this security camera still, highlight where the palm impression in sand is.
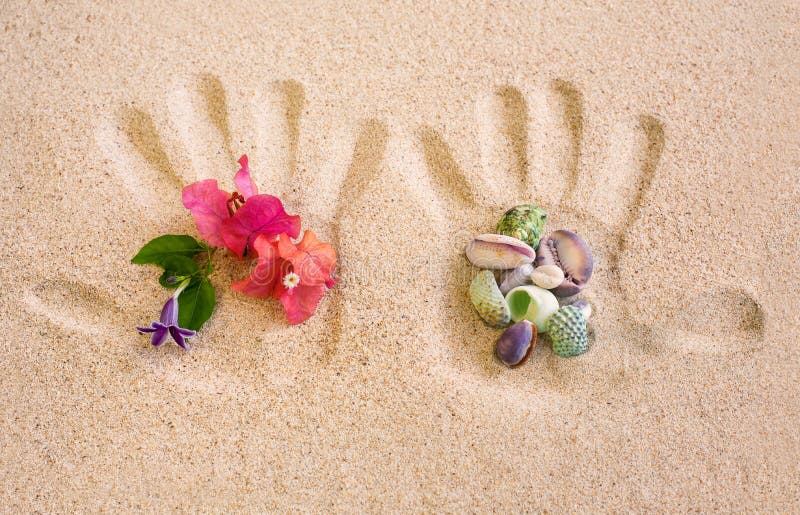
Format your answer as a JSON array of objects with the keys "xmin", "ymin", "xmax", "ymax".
[
  {"xmin": 24, "ymin": 75, "xmax": 395, "ymax": 391},
  {"xmin": 399, "ymin": 80, "xmax": 765, "ymax": 391}
]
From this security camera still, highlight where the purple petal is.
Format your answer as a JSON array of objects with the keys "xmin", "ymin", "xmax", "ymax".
[
  {"xmin": 151, "ymin": 327, "xmax": 169, "ymax": 347},
  {"xmin": 169, "ymin": 326, "xmax": 190, "ymax": 350},
  {"xmin": 136, "ymin": 326, "xmax": 157, "ymax": 333},
  {"xmin": 159, "ymin": 296, "xmax": 179, "ymax": 326},
  {"xmin": 175, "ymin": 327, "xmax": 196, "ymax": 337}
]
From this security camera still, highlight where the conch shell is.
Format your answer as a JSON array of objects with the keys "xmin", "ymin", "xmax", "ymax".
[{"xmin": 499, "ymin": 263, "xmax": 535, "ymax": 295}]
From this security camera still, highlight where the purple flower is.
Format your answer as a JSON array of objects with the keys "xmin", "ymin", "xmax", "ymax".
[{"xmin": 137, "ymin": 282, "xmax": 196, "ymax": 350}]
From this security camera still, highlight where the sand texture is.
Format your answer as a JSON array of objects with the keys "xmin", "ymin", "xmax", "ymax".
[{"xmin": 1, "ymin": 1, "xmax": 799, "ymax": 511}]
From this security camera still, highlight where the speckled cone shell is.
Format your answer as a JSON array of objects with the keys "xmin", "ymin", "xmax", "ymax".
[
  {"xmin": 496, "ymin": 204, "xmax": 548, "ymax": 249},
  {"xmin": 547, "ymin": 305, "xmax": 588, "ymax": 357},
  {"xmin": 469, "ymin": 270, "xmax": 511, "ymax": 327}
]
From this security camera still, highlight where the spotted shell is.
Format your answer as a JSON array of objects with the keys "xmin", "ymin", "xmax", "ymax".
[
  {"xmin": 547, "ymin": 305, "xmax": 588, "ymax": 357},
  {"xmin": 469, "ymin": 270, "xmax": 511, "ymax": 328}
]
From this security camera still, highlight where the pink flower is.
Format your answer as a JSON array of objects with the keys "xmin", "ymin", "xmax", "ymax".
[
  {"xmin": 182, "ymin": 155, "xmax": 300, "ymax": 257},
  {"xmin": 229, "ymin": 234, "xmax": 283, "ymax": 299},
  {"xmin": 277, "ymin": 229, "xmax": 338, "ymax": 289},
  {"xmin": 231, "ymin": 231, "xmax": 337, "ymax": 325}
]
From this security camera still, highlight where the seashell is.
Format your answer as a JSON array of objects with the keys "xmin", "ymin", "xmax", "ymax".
[
  {"xmin": 535, "ymin": 230, "xmax": 594, "ymax": 297},
  {"xmin": 547, "ymin": 304, "xmax": 589, "ymax": 357},
  {"xmin": 495, "ymin": 320, "xmax": 536, "ymax": 367},
  {"xmin": 499, "ymin": 263, "xmax": 535, "ymax": 295},
  {"xmin": 469, "ymin": 270, "xmax": 511, "ymax": 327},
  {"xmin": 529, "ymin": 264, "xmax": 565, "ymax": 290},
  {"xmin": 496, "ymin": 204, "xmax": 548, "ymax": 249},
  {"xmin": 465, "ymin": 234, "xmax": 536, "ymax": 270},
  {"xmin": 571, "ymin": 299, "xmax": 593, "ymax": 320},
  {"xmin": 505, "ymin": 285, "xmax": 559, "ymax": 333}
]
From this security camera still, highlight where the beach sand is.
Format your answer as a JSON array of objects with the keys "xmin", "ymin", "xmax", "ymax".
[{"xmin": 1, "ymin": 1, "xmax": 799, "ymax": 511}]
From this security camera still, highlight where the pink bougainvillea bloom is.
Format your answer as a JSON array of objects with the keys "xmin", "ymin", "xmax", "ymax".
[
  {"xmin": 273, "ymin": 279, "xmax": 327, "ymax": 326},
  {"xmin": 182, "ymin": 154, "xmax": 300, "ymax": 256},
  {"xmin": 233, "ymin": 154, "xmax": 258, "ymax": 199},
  {"xmin": 181, "ymin": 179, "xmax": 230, "ymax": 247},
  {"xmin": 232, "ymin": 231, "xmax": 337, "ymax": 325},
  {"xmin": 220, "ymin": 195, "xmax": 301, "ymax": 259},
  {"xmin": 276, "ymin": 229, "xmax": 337, "ymax": 288},
  {"xmin": 230, "ymin": 235, "xmax": 283, "ymax": 299}
]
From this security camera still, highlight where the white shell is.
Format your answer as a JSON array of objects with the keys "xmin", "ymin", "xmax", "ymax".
[
  {"xmin": 529, "ymin": 265, "xmax": 565, "ymax": 290},
  {"xmin": 505, "ymin": 285, "xmax": 560, "ymax": 333},
  {"xmin": 571, "ymin": 299, "xmax": 593, "ymax": 320},
  {"xmin": 465, "ymin": 234, "xmax": 536, "ymax": 270}
]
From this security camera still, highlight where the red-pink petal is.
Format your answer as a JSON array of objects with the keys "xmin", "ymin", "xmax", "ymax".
[
  {"xmin": 276, "ymin": 283, "xmax": 327, "ymax": 325},
  {"xmin": 233, "ymin": 154, "xmax": 258, "ymax": 200},
  {"xmin": 251, "ymin": 233, "xmax": 279, "ymax": 257},
  {"xmin": 231, "ymin": 261, "xmax": 279, "ymax": 298},
  {"xmin": 182, "ymin": 180, "xmax": 230, "ymax": 247},
  {"xmin": 220, "ymin": 195, "xmax": 301, "ymax": 258},
  {"xmin": 230, "ymin": 235, "xmax": 282, "ymax": 298},
  {"xmin": 277, "ymin": 230, "xmax": 337, "ymax": 286}
]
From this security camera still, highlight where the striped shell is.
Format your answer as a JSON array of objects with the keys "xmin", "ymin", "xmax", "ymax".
[{"xmin": 466, "ymin": 234, "xmax": 536, "ymax": 270}]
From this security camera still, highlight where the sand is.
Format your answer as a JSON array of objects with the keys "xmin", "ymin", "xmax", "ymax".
[{"xmin": 1, "ymin": 1, "xmax": 799, "ymax": 511}]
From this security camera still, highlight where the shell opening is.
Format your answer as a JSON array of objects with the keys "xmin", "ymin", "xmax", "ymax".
[{"xmin": 506, "ymin": 289, "xmax": 532, "ymax": 321}]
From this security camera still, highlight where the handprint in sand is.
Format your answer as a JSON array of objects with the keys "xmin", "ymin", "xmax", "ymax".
[
  {"xmin": 25, "ymin": 74, "xmax": 389, "ymax": 386},
  {"xmin": 399, "ymin": 80, "xmax": 766, "ymax": 395}
]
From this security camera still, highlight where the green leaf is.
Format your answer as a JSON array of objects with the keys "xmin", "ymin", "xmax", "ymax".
[
  {"xmin": 131, "ymin": 235, "xmax": 205, "ymax": 266},
  {"xmin": 158, "ymin": 255, "xmax": 201, "ymax": 288},
  {"xmin": 177, "ymin": 278, "xmax": 216, "ymax": 331}
]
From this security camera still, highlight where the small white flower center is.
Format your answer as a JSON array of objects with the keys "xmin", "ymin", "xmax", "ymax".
[{"xmin": 283, "ymin": 272, "xmax": 300, "ymax": 289}]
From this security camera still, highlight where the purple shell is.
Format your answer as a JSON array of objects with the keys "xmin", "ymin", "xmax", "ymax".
[{"xmin": 535, "ymin": 230, "xmax": 593, "ymax": 297}]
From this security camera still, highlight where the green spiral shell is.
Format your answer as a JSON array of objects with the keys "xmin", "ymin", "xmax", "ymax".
[
  {"xmin": 547, "ymin": 305, "xmax": 588, "ymax": 357},
  {"xmin": 496, "ymin": 205, "xmax": 547, "ymax": 249}
]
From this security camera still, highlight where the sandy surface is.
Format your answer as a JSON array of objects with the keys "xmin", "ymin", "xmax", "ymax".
[{"xmin": 1, "ymin": 1, "xmax": 799, "ymax": 511}]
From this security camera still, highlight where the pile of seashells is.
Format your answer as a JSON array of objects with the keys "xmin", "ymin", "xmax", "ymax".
[{"xmin": 466, "ymin": 205, "xmax": 594, "ymax": 367}]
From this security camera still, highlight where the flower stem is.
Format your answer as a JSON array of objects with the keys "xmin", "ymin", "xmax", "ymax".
[
  {"xmin": 173, "ymin": 278, "xmax": 191, "ymax": 297},
  {"xmin": 203, "ymin": 247, "xmax": 218, "ymax": 277}
]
